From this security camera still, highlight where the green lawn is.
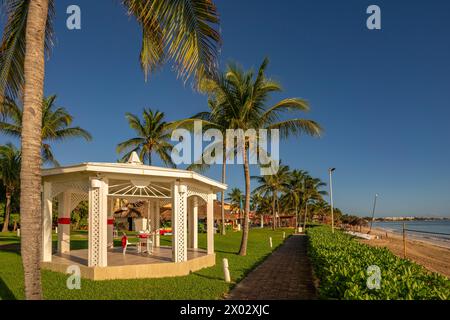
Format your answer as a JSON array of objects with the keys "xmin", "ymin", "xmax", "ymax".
[{"xmin": 0, "ymin": 228, "xmax": 292, "ymax": 300}]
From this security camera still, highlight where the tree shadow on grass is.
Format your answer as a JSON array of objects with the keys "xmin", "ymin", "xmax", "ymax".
[
  {"xmin": 0, "ymin": 237, "xmax": 20, "ymax": 243},
  {"xmin": 70, "ymin": 240, "xmax": 88, "ymax": 250},
  {"xmin": 0, "ymin": 243, "xmax": 20, "ymax": 256},
  {"xmin": 0, "ymin": 277, "xmax": 16, "ymax": 300},
  {"xmin": 214, "ymin": 249, "xmax": 238, "ymax": 254},
  {"xmin": 190, "ymin": 272, "xmax": 224, "ymax": 282}
]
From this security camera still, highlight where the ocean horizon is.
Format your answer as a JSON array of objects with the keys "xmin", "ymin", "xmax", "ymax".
[{"xmin": 373, "ymin": 220, "xmax": 450, "ymax": 248}]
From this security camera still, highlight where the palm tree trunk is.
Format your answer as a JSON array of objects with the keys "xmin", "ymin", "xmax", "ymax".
[
  {"xmin": 303, "ymin": 201, "xmax": 308, "ymax": 231},
  {"xmin": 2, "ymin": 191, "xmax": 11, "ymax": 232},
  {"xmin": 271, "ymin": 195, "xmax": 276, "ymax": 230},
  {"xmin": 238, "ymin": 142, "xmax": 250, "ymax": 256},
  {"xmin": 20, "ymin": 0, "xmax": 50, "ymax": 300},
  {"xmin": 220, "ymin": 156, "xmax": 226, "ymax": 235},
  {"xmin": 295, "ymin": 202, "xmax": 298, "ymax": 232},
  {"xmin": 276, "ymin": 198, "xmax": 280, "ymax": 227}
]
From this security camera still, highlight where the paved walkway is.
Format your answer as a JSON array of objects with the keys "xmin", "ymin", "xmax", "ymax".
[{"xmin": 226, "ymin": 234, "xmax": 317, "ymax": 300}]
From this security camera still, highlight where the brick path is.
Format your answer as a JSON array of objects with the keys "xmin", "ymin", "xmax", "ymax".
[{"xmin": 226, "ymin": 234, "xmax": 317, "ymax": 300}]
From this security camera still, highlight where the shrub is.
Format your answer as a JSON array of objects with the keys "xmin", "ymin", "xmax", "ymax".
[{"xmin": 307, "ymin": 226, "xmax": 450, "ymax": 300}]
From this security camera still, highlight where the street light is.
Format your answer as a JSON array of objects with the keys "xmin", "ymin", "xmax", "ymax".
[
  {"xmin": 328, "ymin": 168, "xmax": 336, "ymax": 233},
  {"xmin": 368, "ymin": 193, "xmax": 379, "ymax": 234}
]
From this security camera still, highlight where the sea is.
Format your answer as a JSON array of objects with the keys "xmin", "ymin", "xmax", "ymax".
[{"xmin": 373, "ymin": 220, "xmax": 450, "ymax": 248}]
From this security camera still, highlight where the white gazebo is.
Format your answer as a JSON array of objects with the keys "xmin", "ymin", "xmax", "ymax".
[{"xmin": 40, "ymin": 152, "xmax": 226, "ymax": 280}]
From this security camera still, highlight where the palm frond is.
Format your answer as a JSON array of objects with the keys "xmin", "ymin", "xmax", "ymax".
[
  {"xmin": 41, "ymin": 143, "xmax": 59, "ymax": 167},
  {"xmin": 0, "ymin": 0, "xmax": 54, "ymax": 100},
  {"xmin": 123, "ymin": 0, "xmax": 221, "ymax": 83},
  {"xmin": 266, "ymin": 119, "xmax": 322, "ymax": 139},
  {"xmin": 186, "ymin": 162, "xmax": 210, "ymax": 173},
  {"xmin": 116, "ymin": 137, "xmax": 146, "ymax": 154},
  {"xmin": 261, "ymin": 98, "xmax": 310, "ymax": 124},
  {"xmin": 49, "ymin": 127, "xmax": 92, "ymax": 142}
]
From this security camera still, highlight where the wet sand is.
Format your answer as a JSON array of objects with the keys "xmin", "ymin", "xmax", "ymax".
[{"xmin": 356, "ymin": 226, "xmax": 450, "ymax": 278}]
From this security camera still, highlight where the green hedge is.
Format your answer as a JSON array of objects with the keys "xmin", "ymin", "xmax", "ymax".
[{"xmin": 307, "ymin": 226, "xmax": 450, "ymax": 300}]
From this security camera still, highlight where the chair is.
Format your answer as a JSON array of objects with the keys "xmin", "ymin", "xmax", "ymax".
[
  {"xmin": 138, "ymin": 232, "xmax": 153, "ymax": 255},
  {"xmin": 122, "ymin": 233, "xmax": 138, "ymax": 255}
]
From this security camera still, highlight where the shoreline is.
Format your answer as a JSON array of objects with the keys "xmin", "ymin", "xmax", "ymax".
[
  {"xmin": 371, "ymin": 226, "xmax": 450, "ymax": 250},
  {"xmin": 357, "ymin": 226, "xmax": 450, "ymax": 278}
]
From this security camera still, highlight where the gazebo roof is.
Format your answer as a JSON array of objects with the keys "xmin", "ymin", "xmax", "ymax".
[{"xmin": 42, "ymin": 161, "xmax": 226, "ymax": 192}]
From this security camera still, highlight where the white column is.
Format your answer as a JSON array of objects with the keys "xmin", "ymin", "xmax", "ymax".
[
  {"xmin": 188, "ymin": 197, "xmax": 198, "ymax": 249},
  {"xmin": 146, "ymin": 200, "xmax": 155, "ymax": 232},
  {"xmin": 107, "ymin": 198, "xmax": 114, "ymax": 248},
  {"xmin": 88, "ymin": 177, "xmax": 108, "ymax": 267},
  {"xmin": 171, "ymin": 182, "xmax": 187, "ymax": 262},
  {"xmin": 155, "ymin": 199, "xmax": 160, "ymax": 247},
  {"xmin": 57, "ymin": 191, "xmax": 71, "ymax": 254},
  {"xmin": 207, "ymin": 193, "xmax": 215, "ymax": 255},
  {"xmin": 42, "ymin": 181, "xmax": 53, "ymax": 262}
]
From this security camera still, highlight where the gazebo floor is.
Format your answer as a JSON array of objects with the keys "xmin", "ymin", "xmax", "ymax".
[{"xmin": 41, "ymin": 246, "xmax": 215, "ymax": 280}]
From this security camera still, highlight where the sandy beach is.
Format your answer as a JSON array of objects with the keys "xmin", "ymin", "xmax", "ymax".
[{"xmin": 357, "ymin": 226, "xmax": 450, "ymax": 278}]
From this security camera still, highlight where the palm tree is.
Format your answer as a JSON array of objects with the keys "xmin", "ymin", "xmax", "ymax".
[
  {"xmin": 170, "ymin": 98, "xmax": 233, "ymax": 235},
  {"xmin": 250, "ymin": 189, "xmax": 272, "ymax": 228},
  {"xmin": 117, "ymin": 109, "xmax": 175, "ymax": 167},
  {"xmin": 309, "ymin": 199, "xmax": 330, "ymax": 223},
  {"xmin": 0, "ymin": 143, "xmax": 20, "ymax": 232},
  {"xmin": 226, "ymin": 187, "xmax": 243, "ymax": 215},
  {"xmin": 302, "ymin": 176, "xmax": 327, "ymax": 229},
  {"xmin": 281, "ymin": 169, "xmax": 309, "ymax": 230},
  {"xmin": 0, "ymin": 0, "xmax": 220, "ymax": 299},
  {"xmin": 253, "ymin": 164, "xmax": 291, "ymax": 230},
  {"xmin": 250, "ymin": 193, "xmax": 261, "ymax": 212},
  {"xmin": 201, "ymin": 58, "xmax": 322, "ymax": 254},
  {"xmin": 0, "ymin": 95, "xmax": 92, "ymax": 166}
]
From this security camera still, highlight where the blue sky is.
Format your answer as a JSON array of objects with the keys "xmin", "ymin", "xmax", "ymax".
[{"xmin": 1, "ymin": 0, "xmax": 449, "ymax": 217}]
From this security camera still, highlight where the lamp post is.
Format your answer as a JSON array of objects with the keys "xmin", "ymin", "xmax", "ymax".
[
  {"xmin": 328, "ymin": 168, "xmax": 336, "ymax": 233},
  {"xmin": 368, "ymin": 193, "xmax": 379, "ymax": 234}
]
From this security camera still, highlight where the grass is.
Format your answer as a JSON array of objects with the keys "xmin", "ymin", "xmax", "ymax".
[{"xmin": 0, "ymin": 227, "xmax": 292, "ymax": 300}]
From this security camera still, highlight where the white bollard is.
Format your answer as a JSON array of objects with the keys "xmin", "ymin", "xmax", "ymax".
[
  {"xmin": 237, "ymin": 224, "xmax": 241, "ymax": 231},
  {"xmin": 17, "ymin": 228, "xmax": 20, "ymax": 237},
  {"xmin": 283, "ymin": 231, "xmax": 286, "ymax": 239},
  {"xmin": 55, "ymin": 226, "xmax": 58, "ymax": 234},
  {"xmin": 269, "ymin": 237, "xmax": 273, "ymax": 248},
  {"xmin": 222, "ymin": 258, "xmax": 231, "ymax": 283}
]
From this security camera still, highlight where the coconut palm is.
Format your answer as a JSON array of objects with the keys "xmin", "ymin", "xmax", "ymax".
[
  {"xmin": 250, "ymin": 189, "xmax": 272, "ymax": 227},
  {"xmin": 250, "ymin": 193, "xmax": 262, "ymax": 212},
  {"xmin": 200, "ymin": 58, "xmax": 322, "ymax": 255},
  {"xmin": 226, "ymin": 187, "xmax": 243, "ymax": 215},
  {"xmin": 280, "ymin": 169, "xmax": 309, "ymax": 229},
  {"xmin": 252, "ymin": 164, "xmax": 291, "ymax": 230},
  {"xmin": 0, "ymin": 95, "xmax": 92, "ymax": 166},
  {"xmin": 0, "ymin": 0, "xmax": 221, "ymax": 299},
  {"xmin": 170, "ymin": 98, "xmax": 233, "ymax": 235},
  {"xmin": 0, "ymin": 143, "xmax": 20, "ymax": 232},
  {"xmin": 117, "ymin": 109, "xmax": 175, "ymax": 167},
  {"xmin": 310, "ymin": 200, "xmax": 330, "ymax": 222},
  {"xmin": 302, "ymin": 176, "xmax": 327, "ymax": 229}
]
